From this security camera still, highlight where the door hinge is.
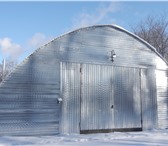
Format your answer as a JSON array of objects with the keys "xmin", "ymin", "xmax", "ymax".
[{"xmin": 80, "ymin": 68, "xmax": 82, "ymax": 73}]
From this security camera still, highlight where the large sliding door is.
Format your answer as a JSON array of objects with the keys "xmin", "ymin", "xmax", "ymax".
[
  {"xmin": 141, "ymin": 69, "xmax": 157, "ymax": 130},
  {"xmin": 80, "ymin": 64, "xmax": 142, "ymax": 132},
  {"xmin": 113, "ymin": 67, "xmax": 141, "ymax": 129},
  {"xmin": 60, "ymin": 62, "xmax": 81, "ymax": 134},
  {"xmin": 80, "ymin": 64, "xmax": 114, "ymax": 131},
  {"xmin": 61, "ymin": 62, "xmax": 142, "ymax": 134}
]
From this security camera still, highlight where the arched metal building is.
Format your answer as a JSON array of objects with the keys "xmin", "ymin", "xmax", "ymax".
[{"xmin": 0, "ymin": 25, "xmax": 168, "ymax": 136}]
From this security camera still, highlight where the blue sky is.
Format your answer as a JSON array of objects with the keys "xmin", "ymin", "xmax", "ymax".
[{"xmin": 0, "ymin": 1, "xmax": 168, "ymax": 63}]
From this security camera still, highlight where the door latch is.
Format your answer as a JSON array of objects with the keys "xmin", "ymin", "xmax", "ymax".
[{"xmin": 57, "ymin": 97, "xmax": 63, "ymax": 104}]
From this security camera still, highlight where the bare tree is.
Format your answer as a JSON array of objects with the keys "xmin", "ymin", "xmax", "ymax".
[
  {"xmin": 132, "ymin": 13, "xmax": 168, "ymax": 59},
  {"xmin": 0, "ymin": 59, "xmax": 17, "ymax": 83}
]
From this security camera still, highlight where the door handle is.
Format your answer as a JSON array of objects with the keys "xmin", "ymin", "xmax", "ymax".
[
  {"xmin": 57, "ymin": 97, "xmax": 63, "ymax": 104},
  {"xmin": 111, "ymin": 105, "xmax": 114, "ymax": 109}
]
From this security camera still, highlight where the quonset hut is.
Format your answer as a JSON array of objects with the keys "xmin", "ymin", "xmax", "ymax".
[{"xmin": 0, "ymin": 25, "xmax": 168, "ymax": 136}]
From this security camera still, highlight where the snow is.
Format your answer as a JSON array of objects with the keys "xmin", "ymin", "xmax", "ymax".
[{"xmin": 0, "ymin": 129, "xmax": 168, "ymax": 146}]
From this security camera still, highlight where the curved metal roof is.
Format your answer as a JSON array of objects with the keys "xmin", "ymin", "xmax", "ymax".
[
  {"xmin": 1, "ymin": 24, "xmax": 168, "ymax": 86},
  {"xmin": 4, "ymin": 24, "xmax": 166, "ymax": 72},
  {"xmin": 41, "ymin": 24, "xmax": 167, "ymax": 65}
]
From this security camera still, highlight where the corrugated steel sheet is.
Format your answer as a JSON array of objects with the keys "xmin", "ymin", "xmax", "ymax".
[
  {"xmin": 60, "ymin": 62, "xmax": 80, "ymax": 134},
  {"xmin": 81, "ymin": 64, "xmax": 103, "ymax": 130},
  {"xmin": 57, "ymin": 26, "xmax": 167, "ymax": 70},
  {"xmin": 80, "ymin": 64, "xmax": 141, "ymax": 131},
  {"xmin": 113, "ymin": 66, "xmax": 141, "ymax": 129},
  {"xmin": 156, "ymin": 70, "xmax": 168, "ymax": 128},
  {"xmin": 61, "ymin": 63, "xmax": 142, "ymax": 133},
  {"xmin": 141, "ymin": 69, "xmax": 157, "ymax": 130},
  {"xmin": 0, "ymin": 25, "xmax": 167, "ymax": 135},
  {"xmin": 100, "ymin": 65, "xmax": 115, "ymax": 129},
  {"xmin": 0, "ymin": 52, "xmax": 60, "ymax": 136}
]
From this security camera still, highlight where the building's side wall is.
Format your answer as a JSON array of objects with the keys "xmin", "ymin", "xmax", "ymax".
[
  {"xmin": 0, "ymin": 44, "xmax": 60, "ymax": 135},
  {"xmin": 156, "ymin": 69, "xmax": 168, "ymax": 128}
]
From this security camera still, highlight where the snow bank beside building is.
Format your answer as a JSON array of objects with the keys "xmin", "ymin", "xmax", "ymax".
[{"xmin": 0, "ymin": 129, "xmax": 168, "ymax": 146}]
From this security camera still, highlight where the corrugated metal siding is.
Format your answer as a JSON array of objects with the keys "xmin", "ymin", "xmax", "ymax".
[
  {"xmin": 60, "ymin": 62, "xmax": 80, "ymax": 134},
  {"xmin": 81, "ymin": 64, "xmax": 141, "ymax": 130},
  {"xmin": 57, "ymin": 26, "xmax": 167, "ymax": 70},
  {"xmin": 113, "ymin": 66, "xmax": 141, "ymax": 128},
  {"xmin": 141, "ymin": 69, "xmax": 157, "ymax": 130},
  {"xmin": 101, "ymin": 65, "xmax": 115, "ymax": 129},
  {"xmin": 81, "ymin": 64, "xmax": 102, "ymax": 130},
  {"xmin": 156, "ymin": 70, "xmax": 168, "ymax": 128},
  {"xmin": 0, "ymin": 25, "xmax": 167, "ymax": 135},
  {"xmin": 0, "ymin": 49, "xmax": 60, "ymax": 136}
]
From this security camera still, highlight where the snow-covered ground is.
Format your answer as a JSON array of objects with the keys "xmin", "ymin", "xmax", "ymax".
[{"xmin": 0, "ymin": 129, "xmax": 168, "ymax": 146}]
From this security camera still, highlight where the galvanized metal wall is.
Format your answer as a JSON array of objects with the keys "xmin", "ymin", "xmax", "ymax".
[
  {"xmin": 57, "ymin": 26, "xmax": 167, "ymax": 70},
  {"xmin": 61, "ymin": 63, "xmax": 141, "ymax": 133},
  {"xmin": 81, "ymin": 64, "xmax": 110, "ymax": 130},
  {"xmin": 0, "ymin": 47, "xmax": 61, "ymax": 135},
  {"xmin": 141, "ymin": 69, "xmax": 157, "ymax": 130},
  {"xmin": 113, "ymin": 66, "xmax": 141, "ymax": 129},
  {"xmin": 156, "ymin": 70, "xmax": 168, "ymax": 128},
  {"xmin": 81, "ymin": 64, "xmax": 100, "ymax": 130},
  {"xmin": 100, "ymin": 65, "xmax": 115, "ymax": 129},
  {"xmin": 0, "ymin": 25, "xmax": 167, "ymax": 135},
  {"xmin": 56, "ymin": 26, "xmax": 167, "ymax": 131},
  {"xmin": 60, "ymin": 62, "xmax": 81, "ymax": 134},
  {"xmin": 60, "ymin": 63, "xmax": 141, "ymax": 132}
]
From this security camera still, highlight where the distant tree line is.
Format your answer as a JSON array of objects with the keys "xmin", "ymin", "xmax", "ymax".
[
  {"xmin": 0, "ymin": 59, "xmax": 17, "ymax": 83},
  {"xmin": 132, "ymin": 13, "xmax": 168, "ymax": 60}
]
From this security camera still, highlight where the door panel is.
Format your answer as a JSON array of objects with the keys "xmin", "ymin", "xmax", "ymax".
[
  {"xmin": 60, "ymin": 62, "xmax": 81, "ymax": 134},
  {"xmin": 100, "ymin": 66, "xmax": 115, "ymax": 129},
  {"xmin": 141, "ymin": 69, "xmax": 157, "ymax": 130},
  {"xmin": 61, "ymin": 62, "xmax": 142, "ymax": 133},
  {"xmin": 81, "ymin": 64, "xmax": 141, "ymax": 131},
  {"xmin": 80, "ymin": 64, "xmax": 101, "ymax": 130},
  {"xmin": 113, "ymin": 67, "xmax": 141, "ymax": 128}
]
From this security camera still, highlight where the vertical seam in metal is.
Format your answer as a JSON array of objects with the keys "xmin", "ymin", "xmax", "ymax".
[
  {"xmin": 140, "ymin": 68, "xmax": 143, "ymax": 130},
  {"xmin": 59, "ymin": 62, "xmax": 63, "ymax": 134},
  {"xmin": 60, "ymin": 62, "xmax": 62, "ymax": 102},
  {"xmin": 79, "ymin": 63, "xmax": 82, "ymax": 133},
  {"xmin": 154, "ymin": 69, "xmax": 158, "ymax": 128}
]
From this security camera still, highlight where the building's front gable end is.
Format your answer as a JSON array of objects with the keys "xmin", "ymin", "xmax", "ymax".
[
  {"xmin": 0, "ymin": 25, "xmax": 167, "ymax": 135},
  {"xmin": 56, "ymin": 25, "xmax": 168, "ymax": 133}
]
